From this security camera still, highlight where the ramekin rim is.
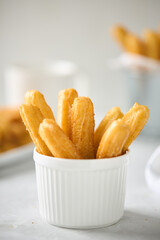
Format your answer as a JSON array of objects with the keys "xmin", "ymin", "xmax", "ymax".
[
  {"xmin": 33, "ymin": 148, "xmax": 130, "ymax": 171},
  {"xmin": 34, "ymin": 147, "xmax": 130, "ymax": 162}
]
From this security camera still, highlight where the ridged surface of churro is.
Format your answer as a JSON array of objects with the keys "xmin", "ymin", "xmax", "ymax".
[
  {"xmin": 19, "ymin": 104, "xmax": 52, "ymax": 156},
  {"xmin": 122, "ymin": 102, "xmax": 149, "ymax": 152},
  {"xmin": 71, "ymin": 97, "xmax": 95, "ymax": 159},
  {"xmin": 57, "ymin": 88, "xmax": 78, "ymax": 139},
  {"xmin": 25, "ymin": 90, "xmax": 55, "ymax": 120},
  {"xmin": 94, "ymin": 107, "xmax": 123, "ymax": 152},
  {"xmin": 39, "ymin": 119, "xmax": 82, "ymax": 159},
  {"xmin": 97, "ymin": 119, "xmax": 130, "ymax": 158}
]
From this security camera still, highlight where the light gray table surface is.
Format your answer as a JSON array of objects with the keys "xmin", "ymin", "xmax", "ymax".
[{"xmin": 0, "ymin": 137, "xmax": 160, "ymax": 240}]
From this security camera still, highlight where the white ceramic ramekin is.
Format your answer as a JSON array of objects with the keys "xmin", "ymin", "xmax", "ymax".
[{"xmin": 33, "ymin": 149, "xmax": 130, "ymax": 229}]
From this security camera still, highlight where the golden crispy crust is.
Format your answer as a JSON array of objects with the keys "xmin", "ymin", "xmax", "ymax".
[
  {"xmin": 97, "ymin": 119, "xmax": 130, "ymax": 158},
  {"xmin": 39, "ymin": 119, "xmax": 82, "ymax": 159},
  {"xmin": 122, "ymin": 102, "xmax": 149, "ymax": 152},
  {"xmin": 57, "ymin": 88, "xmax": 78, "ymax": 139},
  {"xmin": 19, "ymin": 104, "xmax": 52, "ymax": 156},
  {"xmin": 71, "ymin": 97, "xmax": 95, "ymax": 159},
  {"xmin": 94, "ymin": 107, "xmax": 123, "ymax": 152},
  {"xmin": 25, "ymin": 90, "xmax": 55, "ymax": 120}
]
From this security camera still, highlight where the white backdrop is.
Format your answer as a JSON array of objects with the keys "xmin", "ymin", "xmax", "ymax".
[{"xmin": 0, "ymin": 0, "xmax": 160, "ymax": 115}]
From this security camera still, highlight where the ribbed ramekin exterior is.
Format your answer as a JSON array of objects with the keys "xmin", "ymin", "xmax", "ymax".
[{"xmin": 34, "ymin": 157, "xmax": 128, "ymax": 229}]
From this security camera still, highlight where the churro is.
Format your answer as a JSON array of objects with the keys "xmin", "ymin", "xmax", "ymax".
[
  {"xmin": 71, "ymin": 97, "xmax": 95, "ymax": 159},
  {"xmin": 97, "ymin": 119, "xmax": 130, "ymax": 159},
  {"xmin": 19, "ymin": 104, "xmax": 52, "ymax": 156},
  {"xmin": 111, "ymin": 25, "xmax": 128, "ymax": 49},
  {"xmin": 25, "ymin": 90, "xmax": 55, "ymax": 120},
  {"xmin": 143, "ymin": 30, "xmax": 160, "ymax": 60},
  {"xmin": 94, "ymin": 107, "xmax": 123, "ymax": 152},
  {"xmin": 125, "ymin": 33, "xmax": 146, "ymax": 55},
  {"xmin": 57, "ymin": 88, "xmax": 78, "ymax": 139},
  {"xmin": 110, "ymin": 24, "xmax": 160, "ymax": 59},
  {"xmin": 0, "ymin": 107, "xmax": 31, "ymax": 153},
  {"xmin": 122, "ymin": 102, "xmax": 149, "ymax": 152},
  {"xmin": 39, "ymin": 119, "xmax": 82, "ymax": 159},
  {"xmin": 19, "ymin": 89, "xmax": 150, "ymax": 160}
]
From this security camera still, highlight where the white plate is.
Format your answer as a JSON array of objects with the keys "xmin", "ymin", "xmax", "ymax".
[{"xmin": 0, "ymin": 143, "xmax": 34, "ymax": 168}]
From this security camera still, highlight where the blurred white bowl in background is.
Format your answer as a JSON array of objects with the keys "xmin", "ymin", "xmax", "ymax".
[{"xmin": 4, "ymin": 61, "xmax": 89, "ymax": 117}]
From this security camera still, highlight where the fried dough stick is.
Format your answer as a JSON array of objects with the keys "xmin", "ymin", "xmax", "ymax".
[
  {"xmin": 97, "ymin": 119, "xmax": 130, "ymax": 158},
  {"xmin": 71, "ymin": 97, "xmax": 95, "ymax": 159},
  {"xmin": 19, "ymin": 104, "xmax": 52, "ymax": 156},
  {"xmin": 39, "ymin": 119, "xmax": 82, "ymax": 159},
  {"xmin": 143, "ymin": 30, "xmax": 160, "ymax": 60},
  {"xmin": 94, "ymin": 107, "xmax": 123, "ymax": 152},
  {"xmin": 57, "ymin": 88, "xmax": 78, "ymax": 139},
  {"xmin": 122, "ymin": 102, "xmax": 149, "ymax": 152},
  {"xmin": 125, "ymin": 33, "xmax": 146, "ymax": 55},
  {"xmin": 25, "ymin": 90, "xmax": 55, "ymax": 120},
  {"xmin": 111, "ymin": 25, "xmax": 128, "ymax": 49}
]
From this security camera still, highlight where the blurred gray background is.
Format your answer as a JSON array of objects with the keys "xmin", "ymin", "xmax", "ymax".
[{"xmin": 0, "ymin": 0, "xmax": 160, "ymax": 114}]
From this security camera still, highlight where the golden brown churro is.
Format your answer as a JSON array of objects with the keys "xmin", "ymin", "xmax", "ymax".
[
  {"xmin": 94, "ymin": 107, "xmax": 123, "ymax": 152},
  {"xmin": 111, "ymin": 25, "xmax": 128, "ymax": 49},
  {"xmin": 39, "ymin": 119, "xmax": 82, "ymax": 159},
  {"xmin": 57, "ymin": 88, "xmax": 78, "ymax": 139},
  {"xmin": 19, "ymin": 104, "xmax": 52, "ymax": 156},
  {"xmin": 111, "ymin": 24, "xmax": 160, "ymax": 60},
  {"xmin": 143, "ymin": 30, "xmax": 160, "ymax": 60},
  {"xmin": 97, "ymin": 119, "xmax": 130, "ymax": 159},
  {"xmin": 25, "ymin": 90, "xmax": 55, "ymax": 120},
  {"xmin": 19, "ymin": 89, "xmax": 150, "ymax": 159},
  {"xmin": 71, "ymin": 97, "xmax": 95, "ymax": 159},
  {"xmin": 122, "ymin": 102, "xmax": 149, "ymax": 152},
  {"xmin": 125, "ymin": 33, "xmax": 146, "ymax": 55}
]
